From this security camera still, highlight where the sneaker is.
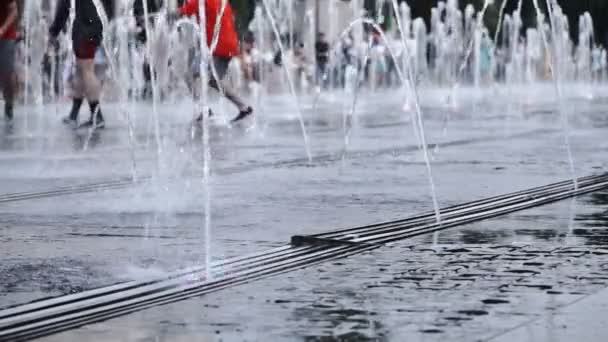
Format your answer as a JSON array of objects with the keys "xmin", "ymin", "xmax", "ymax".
[
  {"xmin": 78, "ymin": 117, "xmax": 105, "ymax": 130},
  {"xmin": 62, "ymin": 116, "xmax": 78, "ymax": 128},
  {"xmin": 231, "ymin": 107, "xmax": 253, "ymax": 123}
]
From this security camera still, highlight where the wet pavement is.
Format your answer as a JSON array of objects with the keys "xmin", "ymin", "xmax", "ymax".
[
  {"xmin": 492, "ymin": 285, "xmax": 608, "ymax": 342},
  {"xmin": 1, "ymin": 84, "xmax": 608, "ymax": 341}
]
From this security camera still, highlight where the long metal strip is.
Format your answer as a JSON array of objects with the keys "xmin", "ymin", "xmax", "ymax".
[
  {"xmin": 0, "ymin": 245, "xmax": 376, "ymax": 341},
  {"xmin": 363, "ymin": 181, "xmax": 608, "ymax": 245},
  {"xmin": 320, "ymin": 174, "xmax": 606, "ymax": 240},
  {"xmin": 0, "ymin": 246, "xmax": 329, "ymax": 328},
  {"xmin": 0, "ymin": 245, "xmax": 295, "ymax": 320}
]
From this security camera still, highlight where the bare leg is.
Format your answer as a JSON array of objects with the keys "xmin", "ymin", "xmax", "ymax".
[
  {"xmin": 71, "ymin": 69, "xmax": 86, "ymax": 99},
  {"xmin": 76, "ymin": 58, "xmax": 101, "ymax": 102},
  {"xmin": 75, "ymin": 58, "xmax": 105, "ymax": 127}
]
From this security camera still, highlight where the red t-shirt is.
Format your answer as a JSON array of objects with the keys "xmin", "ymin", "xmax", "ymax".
[
  {"xmin": 0, "ymin": 0, "xmax": 18, "ymax": 40},
  {"xmin": 180, "ymin": 0, "xmax": 239, "ymax": 58}
]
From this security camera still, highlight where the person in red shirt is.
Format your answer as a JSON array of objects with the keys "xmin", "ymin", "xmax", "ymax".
[
  {"xmin": 0, "ymin": 0, "xmax": 18, "ymax": 121},
  {"xmin": 179, "ymin": 0, "xmax": 253, "ymax": 122}
]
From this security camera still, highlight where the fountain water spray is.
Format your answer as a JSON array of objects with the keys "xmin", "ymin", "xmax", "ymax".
[
  {"xmin": 187, "ymin": 0, "xmax": 235, "ymax": 280},
  {"xmin": 141, "ymin": 0, "xmax": 163, "ymax": 167},
  {"xmin": 326, "ymin": 15, "xmax": 440, "ymax": 225},
  {"xmin": 194, "ymin": 0, "xmax": 252, "ymax": 279},
  {"xmin": 261, "ymin": 0, "xmax": 312, "ymax": 162},
  {"xmin": 90, "ymin": 0, "xmax": 139, "ymax": 180},
  {"xmin": 493, "ymin": 0, "xmax": 509, "ymax": 45},
  {"xmin": 194, "ymin": 0, "xmax": 212, "ymax": 280},
  {"xmin": 531, "ymin": 0, "xmax": 577, "ymax": 189},
  {"xmin": 22, "ymin": 0, "xmax": 32, "ymax": 144},
  {"xmin": 340, "ymin": 30, "xmax": 372, "ymax": 171},
  {"xmin": 391, "ymin": 0, "xmax": 442, "ymax": 224},
  {"xmin": 252, "ymin": 6, "xmax": 267, "ymax": 130},
  {"xmin": 456, "ymin": 0, "xmax": 493, "ymax": 86}
]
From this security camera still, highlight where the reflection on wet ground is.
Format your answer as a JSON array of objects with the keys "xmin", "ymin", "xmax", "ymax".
[
  {"xmin": 36, "ymin": 193, "xmax": 608, "ymax": 342},
  {"xmin": 1, "ymin": 89, "xmax": 608, "ymax": 340}
]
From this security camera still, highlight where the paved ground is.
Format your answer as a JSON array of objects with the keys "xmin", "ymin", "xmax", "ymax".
[
  {"xmin": 34, "ymin": 195, "xmax": 608, "ymax": 342},
  {"xmin": 1, "ymin": 84, "xmax": 607, "ymax": 340},
  {"xmin": 492, "ymin": 286, "xmax": 608, "ymax": 342}
]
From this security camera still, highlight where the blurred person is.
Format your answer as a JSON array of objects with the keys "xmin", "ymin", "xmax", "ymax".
[
  {"xmin": 133, "ymin": 0, "xmax": 163, "ymax": 99},
  {"xmin": 290, "ymin": 42, "xmax": 310, "ymax": 91},
  {"xmin": 338, "ymin": 35, "xmax": 353, "ymax": 87},
  {"xmin": 591, "ymin": 45, "xmax": 602, "ymax": 82},
  {"xmin": 49, "ymin": 0, "xmax": 115, "ymax": 130},
  {"xmin": 315, "ymin": 32, "xmax": 329, "ymax": 88},
  {"xmin": 239, "ymin": 31, "xmax": 259, "ymax": 86},
  {"xmin": 370, "ymin": 31, "xmax": 387, "ymax": 88},
  {"xmin": 479, "ymin": 30, "xmax": 493, "ymax": 84},
  {"xmin": 179, "ymin": 0, "xmax": 253, "ymax": 123},
  {"xmin": 0, "ymin": 0, "xmax": 18, "ymax": 122}
]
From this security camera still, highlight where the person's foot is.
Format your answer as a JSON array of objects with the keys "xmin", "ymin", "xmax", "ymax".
[
  {"xmin": 5, "ymin": 104, "xmax": 13, "ymax": 121},
  {"xmin": 195, "ymin": 108, "xmax": 214, "ymax": 123},
  {"xmin": 78, "ymin": 117, "xmax": 105, "ymax": 130},
  {"xmin": 62, "ymin": 116, "xmax": 78, "ymax": 128},
  {"xmin": 231, "ymin": 107, "xmax": 253, "ymax": 123}
]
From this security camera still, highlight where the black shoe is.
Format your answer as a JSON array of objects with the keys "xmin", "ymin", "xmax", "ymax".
[
  {"xmin": 5, "ymin": 104, "xmax": 13, "ymax": 121},
  {"xmin": 78, "ymin": 117, "xmax": 105, "ymax": 130},
  {"xmin": 231, "ymin": 107, "xmax": 253, "ymax": 123}
]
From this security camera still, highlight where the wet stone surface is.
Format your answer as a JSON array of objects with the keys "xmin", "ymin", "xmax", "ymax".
[
  {"xmin": 1, "ymin": 86, "xmax": 608, "ymax": 340},
  {"xmin": 34, "ymin": 193, "xmax": 608, "ymax": 342}
]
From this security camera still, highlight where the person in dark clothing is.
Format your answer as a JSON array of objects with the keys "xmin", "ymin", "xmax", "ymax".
[
  {"xmin": 49, "ymin": 0, "xmax": 115, "ymax": 129},
  {"xmin": 315, "ymin": 32, "xmax": 330, "ymax": 88},
  {"xmin": 0, "ymin": 0, "xmax": 18, "ymax": 122},
  {"xmin": 133, "ymin": 0, "xmax": 163, "ymax": 41},
  {"xmin": 133, "ymin": 0, "xmax": 162, "ymax": 99}
]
